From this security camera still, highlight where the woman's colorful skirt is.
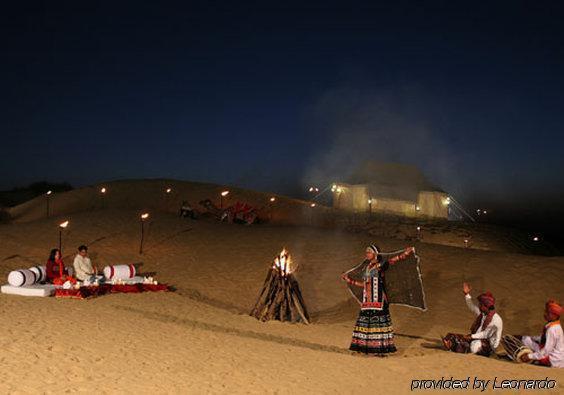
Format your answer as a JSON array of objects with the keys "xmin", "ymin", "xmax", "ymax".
[{"xmin": 350, "ymin": 308, "xmax": 396, "ymax": 354}]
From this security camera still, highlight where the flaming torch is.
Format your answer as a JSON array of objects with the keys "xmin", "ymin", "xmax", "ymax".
[
  {"xmin": 220, "ymin": 190, "xmax": 230, "ymax": 208},
  {"xmin": 46, "ymin": 190, "xmax": 52, "ymax": 218},
  {"xmin": 139, "ymin": 213, "xmax": 149, "ymax": 254},
  {"xmin": 59, "ymin": 220, "xmax": 69, "ymax": 253},
  {"xmin": 269, "ymin": 196, "xmax": 276, "ymax": 220},
  {"xmin": 164, "ymin": 187, "xmax": 172, "ymax": 211},
  {"xmin": 100, "ymin": 187, "xmax": 107, "ymax": 208}
]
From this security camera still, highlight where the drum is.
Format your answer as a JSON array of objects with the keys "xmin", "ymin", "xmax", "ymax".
[{"xmin": 501, "ymin": 335, "xmax": 533, "ymax": 363}]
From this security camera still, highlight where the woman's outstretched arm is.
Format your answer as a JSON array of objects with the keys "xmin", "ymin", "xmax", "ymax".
[
  {"xmin": 388, "ymin": 247, "xmax": 415, "ymax": 265},
  {"xmin": 341, "ymin": 273, "xmax": 363, "ymax": 287}
]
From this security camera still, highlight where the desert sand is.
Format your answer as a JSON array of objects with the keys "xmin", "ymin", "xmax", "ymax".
[{"xmin": 0, "ymin": 182, "xmax": 563, "ymax": 394}]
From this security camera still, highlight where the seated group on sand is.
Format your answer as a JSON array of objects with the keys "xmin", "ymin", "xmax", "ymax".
[
  {"xmin": 46, "ymin": 245, "xmax": 98, "ymax": 284},
  {"xmin": 442, "ymin": 282, "xmax": 563, "ymax": 368}
]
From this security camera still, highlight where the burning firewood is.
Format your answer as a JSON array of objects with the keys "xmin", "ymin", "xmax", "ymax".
[{"xmin": 250, "ymin": 249, "xmax": 310, "ymax": 324}]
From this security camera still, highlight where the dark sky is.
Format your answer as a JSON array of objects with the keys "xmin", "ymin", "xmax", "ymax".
[{"xmin": 2, "ymin": 1, "xmax": 564, "ymax": 211}]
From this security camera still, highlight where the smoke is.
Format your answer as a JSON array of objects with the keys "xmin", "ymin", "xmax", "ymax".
[{"xmin": 303, "ymin": 86, "xmax": 464, "ymax": 197}]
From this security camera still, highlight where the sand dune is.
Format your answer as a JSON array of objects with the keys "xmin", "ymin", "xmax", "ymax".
[
  {"xmin": 0, "ymin": 205, "xmax": 563, "ymax": 393},
  {"xmin": 5, "ymin": 179, "xmax": 555, "ymax": 256}
]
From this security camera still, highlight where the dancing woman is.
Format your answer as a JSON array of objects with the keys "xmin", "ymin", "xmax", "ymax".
[{"xmin": 341, "ymin": 244, "xmax": 415, "ymax": 355}]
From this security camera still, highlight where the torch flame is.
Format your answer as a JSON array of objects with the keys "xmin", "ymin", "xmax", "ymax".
[
  {"xmin": 221, "ymin": 190, "xmax": 230, "ymax": 197},
  {"xmin": 270, "ymin": 197, "xmax": 276, "ymax": 202},
  {"xmin": 46, "ymin": 190, "xmax": 52, "ymax": 195},
  {"xmin": 100, "ymin": 187, "xmax": 106, "ymax": 193},
  {"xmin": 59, "ymin": 220, "xmax": 69, "ymax": 228},
  {"xmin": 273, "ymin": 248, "xmax": 293, "ymax": 275},
  {"xmin": 166, "ymin": 188, "xmax": 172, "ymax": 193},
  {"xmin": 141, "ymin": 213, "xmax": 149, "ymax": 220}
]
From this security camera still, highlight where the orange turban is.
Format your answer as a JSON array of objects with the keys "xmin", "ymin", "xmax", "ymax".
[{"xmin": 546, "ymin": 300, "xmax": 562, "ymax": 318}]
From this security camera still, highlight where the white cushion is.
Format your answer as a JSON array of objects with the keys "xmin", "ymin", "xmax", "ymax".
[{"xmin": 1, "ymin": 284, "xmax": 56, "ymax": 297}]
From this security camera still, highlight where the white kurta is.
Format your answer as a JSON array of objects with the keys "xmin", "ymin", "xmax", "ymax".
[
  {"xmin": 524, "ymin": 322, "xmax": 564, "ymax": 368},
  {"xmin": 465, "ymin": 294, "xmax": 503, "ymax": 351},
  {"xmin": 73, "ymin": 254, "xmax": 94, "ymax": 281}
]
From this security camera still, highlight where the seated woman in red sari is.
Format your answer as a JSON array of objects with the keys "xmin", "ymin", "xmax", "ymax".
[
  {"xmin": 341, "ymin": 244, "xmax": 415, "ymax": 356},
  {"xmin": 46, "ymin": 248, "xmax": 67, "ymax": 282}
]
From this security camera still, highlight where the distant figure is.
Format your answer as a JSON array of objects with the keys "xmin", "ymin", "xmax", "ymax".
[
  {"xmin": 73, "ymin": 245, "xmax": 97, "ymax": 281},
  {"xmin": 442, "ymin": 283, "xmax": 503, "ymax": 357},
  {"xmin": 46, "ymin": 248, "xmax": 67, "ymax": 282},
  {"xmin": 180, "ymin": 201, "xmax": 196, "ymax": 219},
  {"xmin": 518, "ymin": 300, "xmax": 564, "ymax": 367}
]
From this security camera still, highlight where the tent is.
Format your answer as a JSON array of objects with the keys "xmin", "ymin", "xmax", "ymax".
[{"xmin": 331, "ymin": 162, "xmax": 449, "ymax": 219}]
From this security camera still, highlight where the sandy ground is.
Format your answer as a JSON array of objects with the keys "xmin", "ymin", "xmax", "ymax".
[{"xmin": 0, "ymin": 208, "xmax": 563, "ymax": 394}]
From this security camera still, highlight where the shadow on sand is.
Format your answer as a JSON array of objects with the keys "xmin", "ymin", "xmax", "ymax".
[{"xmin": 112, "ymin": 305, "xmax": 352, "ymax": 355}]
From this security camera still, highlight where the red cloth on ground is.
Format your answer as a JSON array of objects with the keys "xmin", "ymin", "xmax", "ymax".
[
  {"xmin": 55, "ymin": 283, "xmax": 170, "ymax": 299},
  {"xmin": 141, "ymin": 283, "xmax": 170, "ymax": 292},
  {"xmin": 111, "ymin": 284, "xmax": 142, "ymax": 293}
]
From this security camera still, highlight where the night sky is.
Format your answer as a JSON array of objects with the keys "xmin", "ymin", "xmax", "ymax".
[{"xmin": 2, "ymin": 1, "xmax": 564, "ymax": 218}]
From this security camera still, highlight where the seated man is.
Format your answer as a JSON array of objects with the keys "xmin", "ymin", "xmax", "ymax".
[
  {"xmin": 73, "ymin": 245, "xmax": 97, "ymax": 281},
  {"xmin": 520, "ymin": 300, "xmax": 564, "ymax": 367},
  {"xmin": 442, "ymin": 282, "xmax": 503, "ymax": 356}
]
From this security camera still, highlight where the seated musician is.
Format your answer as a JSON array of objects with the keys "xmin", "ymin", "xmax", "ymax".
[
  {"xmin": 442, "ymin": 282, "xmax": 503, "ymax": 356},
  {"xmin": 520, "ymin": 300, "xmax": 564, "ymax": 367}
]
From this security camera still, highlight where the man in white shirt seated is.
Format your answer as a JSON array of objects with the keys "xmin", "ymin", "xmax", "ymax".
[
  {"xmin": 73, "ymin": 245, "xmax": 97, "ymax": 281},
  {"xmin": 519, "ymin": 300, "xmax": 564, "ymax": 368},
  {"xmin": 442, "ymin": 282, "xmax": 503, "ymax": 357}
]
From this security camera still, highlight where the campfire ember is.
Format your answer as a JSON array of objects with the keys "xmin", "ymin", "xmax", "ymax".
[{"xmin": 250, "ymin": 249, "xmax": 310, "ymax": 324}]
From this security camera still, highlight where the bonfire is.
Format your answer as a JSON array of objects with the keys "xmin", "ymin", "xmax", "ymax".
[{"xmin": 250, "ymin": 249, "xmax": 310, "ymax": 324}]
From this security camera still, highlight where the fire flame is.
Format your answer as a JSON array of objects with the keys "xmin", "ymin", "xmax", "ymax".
[
  {"xmin": 141, "ymin": 213, "xmax": 149, "ymax": 220},
  {"xmin": 273, "ymin": 248, "xmax": 293, "ymax": 275},
  {"xmin": 59, "ymin": 220, "xmax": 69, "ymax": 228}
]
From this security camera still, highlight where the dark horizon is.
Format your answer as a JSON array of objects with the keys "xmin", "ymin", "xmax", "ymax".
[{"xmin": 2, "ymin": 1, "xmax": 564, "ymax": 236}]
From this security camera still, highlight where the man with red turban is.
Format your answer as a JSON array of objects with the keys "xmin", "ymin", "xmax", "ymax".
[
  {"xmin": 442, "ymin": 283, "xmax": 503, "ymax": 356},
  {"xmin": 520, "ymin": 300, "xmax": 564, "ymax": 367}
]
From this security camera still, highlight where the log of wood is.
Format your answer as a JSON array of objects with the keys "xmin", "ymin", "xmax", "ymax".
[{"xmin": 250, "ymin": 269, "xmax": 310, "ymax": 324}]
